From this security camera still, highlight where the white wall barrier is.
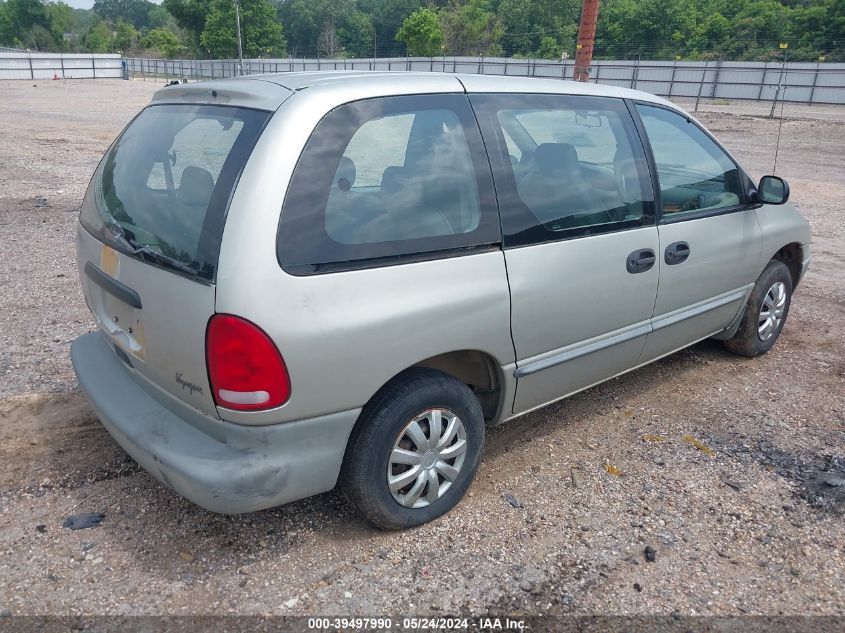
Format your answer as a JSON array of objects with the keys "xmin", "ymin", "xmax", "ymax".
[{"xmin": 0, "ymin": 52, "xmax": 123, "ymax": 80}]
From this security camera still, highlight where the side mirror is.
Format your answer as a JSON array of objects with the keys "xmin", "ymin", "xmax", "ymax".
[{"xmin": 757, "ymin": 175, "xmax": 790, "ymax": 205}]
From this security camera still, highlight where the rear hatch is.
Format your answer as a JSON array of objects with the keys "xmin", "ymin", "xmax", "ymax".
[{"xmin": 77, "ymin": 100, "xmax": 273, "ymax": 416}]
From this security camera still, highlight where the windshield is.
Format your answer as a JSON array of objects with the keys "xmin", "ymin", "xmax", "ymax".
[{"xmin": 81, "ymin": 104, "xmax": 269, "ymax": 281}]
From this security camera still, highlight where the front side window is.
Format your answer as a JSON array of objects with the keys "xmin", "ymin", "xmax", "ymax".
[
  {"xmin": 636, "ymin": 104, "xmax": 744, "ymax": 217},
  {"xmin": 470, "ymin": 94, "xmax": 655, "ymax": 247},
  {"xmin": 278, "ymin": 95, "xmax": 499, "ymax": 273}
]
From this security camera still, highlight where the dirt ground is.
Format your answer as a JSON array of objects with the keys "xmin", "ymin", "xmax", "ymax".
[{"xmin": 0, "ymin": 80, "xmax": 843, "ymax": 619}]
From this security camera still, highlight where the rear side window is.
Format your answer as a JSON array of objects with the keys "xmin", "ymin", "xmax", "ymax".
[
  {"xmin": 277, "ymin": 94, "xmax": 500, "ymax": 274},
  {"xmin": 470, "ymin": 94, "xmax": 655, "ymax": 247},
  {"xmin": 81, "ymin": 104, "xmax": 269, "ymax": 281}
]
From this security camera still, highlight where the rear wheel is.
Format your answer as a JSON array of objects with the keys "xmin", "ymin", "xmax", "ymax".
[
  {"xmin": 340, "ymin": 369, "xmax": 484, "ymax": 530},
  {"xmin": 724, "ymin": 260, "xmax": 793, "ymax": 357}
]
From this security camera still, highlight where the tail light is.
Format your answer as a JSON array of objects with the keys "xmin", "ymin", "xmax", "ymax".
[{"xmin": 206, "ymin": 314, "xmax": 290, "ymax": 411}]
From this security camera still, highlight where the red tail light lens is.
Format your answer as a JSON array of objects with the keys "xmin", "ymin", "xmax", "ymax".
[{"xmin": 206, "ymin": 314, "xmax": 290, "ymax": 411}]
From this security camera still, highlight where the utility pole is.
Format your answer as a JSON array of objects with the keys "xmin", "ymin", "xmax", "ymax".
[
  {"xmin": 574, "ymin": 0, "xmax": 601, "ymax": 82},
  {"xmin": 234, "ymin": 0, "xmax": 244, "ymax": 76}
]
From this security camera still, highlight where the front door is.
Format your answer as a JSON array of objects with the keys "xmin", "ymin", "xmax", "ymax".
[
  {"xmin": 633, "ymin": 103, "xmax": 763, "ymax": 363},
  {"xmin": 470, "ymin": 93, "xmax": 660, "ymax": 414}
]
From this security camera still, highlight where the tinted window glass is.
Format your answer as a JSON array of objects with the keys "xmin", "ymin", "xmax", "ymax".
[
  {"xmin": 636, "ymin": 104, "xmax": 743, "ymax": 216},
  {"xmin": 470, "ymin": 94, "xmax": 655, "ymax": 247},
  {"xmin": 341, "ymin": 113, "xmax": 414, "ymax": 188},
  {"xmin": 278, "ymin": 95, "xmax": 499, "ymax": 273},
  {"xmin": 80, "ymin": 104, "xmax": 268, "ymax": 281}
]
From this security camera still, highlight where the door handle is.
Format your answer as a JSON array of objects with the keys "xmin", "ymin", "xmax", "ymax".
[
  {"xmin": 626, "ymin": 249, "xmax": 656, "ymax": 274},
  {"xmin": 665, "ymin": 241, "xmax": 691, "ymax": 265}
]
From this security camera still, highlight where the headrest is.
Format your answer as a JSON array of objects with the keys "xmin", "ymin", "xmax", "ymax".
[
  {"xmin": 335, "ymin": 156, "xmax": 356, "ymax": 192},
  {"xmin": 534, "ymin": 143, "xmax": 579, "ymax": 176},
  {"xmin": 613, "ymin": 146, "xmax": 634, "ymax": 164},
  {"xmin": 178, "ymin": 166, "xmax": 214, "ymax": 207},
  {"xmin": 381, "ymin": 166, "xmax": 406, "ymax": 194}
]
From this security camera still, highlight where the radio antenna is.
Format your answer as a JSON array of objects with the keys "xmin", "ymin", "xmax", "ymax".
[
  {"xmin": 772, "ymin": 89, "xmax": 786, "ymax": 175},
  {"xmin": 771, "ymin": 47, "xmax": 788, "ymax": 175}
]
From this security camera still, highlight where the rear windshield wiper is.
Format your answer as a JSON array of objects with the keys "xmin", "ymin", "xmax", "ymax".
[
  {"xmin": 131, "ymin": 244, "xmax": 199, "ymax": 276},
  {"xmin": 104, "ymin": 220, "xmax": 198, "ymax": 276}
]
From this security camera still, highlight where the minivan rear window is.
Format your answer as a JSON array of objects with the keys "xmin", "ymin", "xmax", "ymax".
[{"xmin": 81, "ymin": 104, "xmax": 269, "ymax": 281}]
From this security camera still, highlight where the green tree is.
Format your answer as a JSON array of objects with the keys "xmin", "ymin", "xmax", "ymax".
[
  {"xmin": 535, "ymin": 35, "xmax": 561, "ymax": 59},
  {"xmin": 113, "ymin": 18, "xmax": 138, "ymax": 52},
  {"xmin": 340, "ymin": 9, "xmax": 375, "ymax": 57},
  {"xmin": 396, "ymin": 7, "xmax": 444, "ymax": 56},
  {"xmin": 147, "ymin": 4, "xmax": 175, "ymax": 30},
  {"xmin": 201, "ymin": 0, "xmax": 285, "ymax": 58},
  {"xmin": 26, "ymin": 21, "xmax": 56, "ymax": 49},
  {"xmin": 84, "ymin": 20, "xmax": 113, "ymax": 52},
  {"xmin": 162, "ymin": 0, "xmax": 210, "ymax": 52},
  {"xmin": 4, "ymin": 0, "xmax": 50, "ymax": 36},
  {"xmin": 358, "ymin": 0, "xmax": 420, "ymax": 56},
  {"xmin": 279, "ymin": 0, "xmax": 360, "ymax": 57},
  {"xmin": 498, "ymin": 0, "xmax": 579, "ymax": 56},
  {"xmin": 595, "ymin": 0, "xmax": 698, "ymax": 58},
  {"xmin": 440, "ymin": 0, "xmax": 503, "ymax": 56},
  {"xmin": 46, "ymin": 1, "xmax": 73, "ymax": 47},
  {"xmin": 92, "ymin": 0, "xmax": 155, "ymax": 30},
  {"xmin": 0, "ymin": 3, "xmax": 15, "ymax": 45},
  {"xmin": 142, "ymin": 26, "xmax": 184, "ymax": 57}
]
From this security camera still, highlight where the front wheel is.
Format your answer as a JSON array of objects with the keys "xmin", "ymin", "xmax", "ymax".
[
  {"xmin": 724, "ymin": 260, "xmax": 793, "ymax": 357},
  {"xmin": 340, "ymin": 369, "xmax": 485, "ymax": 530}
]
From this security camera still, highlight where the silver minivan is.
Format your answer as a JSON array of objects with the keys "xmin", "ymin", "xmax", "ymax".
[{"xmin": 71, "ymin": 72, "xmax": 810, "ymax": 529}]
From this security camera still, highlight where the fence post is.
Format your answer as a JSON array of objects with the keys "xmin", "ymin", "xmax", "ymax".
[
  {"xmin": 808, "ymin": 60, "xmax": 820, "ymax": 106},
  {"xmin": 694, "ymin": 61, "xmax": 707, "ymax": 112},
  {"xmin": 668, "ymin": 59, "xmax": 678, "ymax": 98},
  {"xmin": 769, "ymin": 51, "xmax": 788, "ymax": 118},
  {"xmin": 631, "ymin": 52, "xmax": 641, "ymax": 89},
  {"xmin": 593, "ymin": 61, "xmax": 600, "ymax": 84},
  {"xmin": 60, "ymin": 54, "xmax": 65, "ymax": 79},
  {"xmin": 711, "ymin": 56, "xmax": 722, "ymax": 99},
  {"xmin": 92, "ymin": 56, "xmax": 96, "ymax": 79}
]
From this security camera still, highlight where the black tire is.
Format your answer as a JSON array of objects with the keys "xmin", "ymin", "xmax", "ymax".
[
  {"xmin": 340, "ymin": 368, "xmax": 485, "ymax": 530},
  {"xmin": 724, "ymin": 260, "xmax": 793, "ymax": 357}
]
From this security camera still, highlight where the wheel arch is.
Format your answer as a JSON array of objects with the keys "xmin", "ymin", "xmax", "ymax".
[
  {"xmin": 770, "ymin": 242, "xmax": 804, "ymax": 288},
  {"xmin": 355, "ymin": 350, "xmax": 507, "ymax": 427},
  {"xmin": 412, "ymin": 350, "xmax": 504, "ymax": 422}
]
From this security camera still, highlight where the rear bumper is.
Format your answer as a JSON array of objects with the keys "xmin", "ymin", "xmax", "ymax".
[{"xmin": 70, "ymin": 332, "xmax": 360, "ymax": 514}]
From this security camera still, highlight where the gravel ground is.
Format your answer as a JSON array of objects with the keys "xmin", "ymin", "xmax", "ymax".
[{"xmin": 0, "ymin": 80, "xmax": 843, "ymax": 619}]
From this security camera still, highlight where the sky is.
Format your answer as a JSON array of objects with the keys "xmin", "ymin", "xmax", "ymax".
[{"xmin": 64, "ymin": 0, "xmax": 163, "ymax": 8}]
